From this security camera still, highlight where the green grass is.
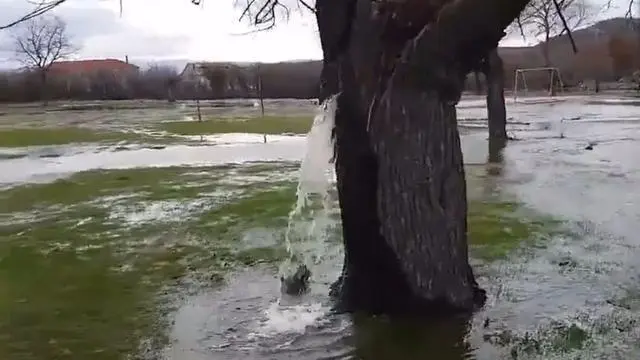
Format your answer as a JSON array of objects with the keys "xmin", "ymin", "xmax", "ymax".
[
  {"xmin": 160, "ymin": 115, "xmax": 314, "ymax": 135},
  {"xmin": 0, "ymin": 128, "xmax": 154, "ymax": 147},
  {"xmin": 0, "ymin": 164, "xmax": 562, "ymax": 359},
  {"xmin": 0, "ymin": 115, "xmax": 314, "ymax": 147},
  {"xmin": 0, "ymin": 163, "xmax": 298, "ymax": 213},
  {"xmin": 468, "ymin": 200, "xmax": 561, "ymax": 260},
  {"xmin": 0, "ymin": 205, "xmax": 189, "ymax": 360},
  {"xmin": 196, "ymin": 186, "xmax": 295, "ymax": 232},
  {"xmin": 0, "ymin": 164, "xmax": 300, "ymax": 360},
  {"xmin": 0, "ymin": 244, "xmax": 176, "ymax": 360}
]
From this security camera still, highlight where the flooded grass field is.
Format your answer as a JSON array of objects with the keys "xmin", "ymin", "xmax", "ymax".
[{"xmin": 1, "ymin": 96, "xmax": 639, "ymax": 359}]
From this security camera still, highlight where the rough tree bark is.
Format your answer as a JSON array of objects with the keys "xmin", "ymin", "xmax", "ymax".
[
  {"xmin": 482, "ymin": 48, "xmax": 508, "ymax": 162},
  {"xmin": 318, "ymin": 0, "xmax": 530, "ymax": 315}
]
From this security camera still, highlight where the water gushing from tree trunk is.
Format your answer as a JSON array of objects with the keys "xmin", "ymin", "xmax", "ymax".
[{"xmin": 279, "ymin": 95, "xmax": 339, "ymax": 291}]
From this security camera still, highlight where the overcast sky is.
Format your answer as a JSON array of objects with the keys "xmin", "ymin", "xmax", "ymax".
[{"xmin": 0, "ymin": 0, "xmax": 632, "ymax": 69}]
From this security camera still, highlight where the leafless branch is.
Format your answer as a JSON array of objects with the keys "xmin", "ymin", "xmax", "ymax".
[
  {"xmin": 510, "ymin": 0, "xmax": 592, "ymax": 63},
  {"xmin": 1, "ymin": 0, "xmax": 126, "ymax": 30},
  {"xmin": 234, "ymin": 0, "xmax": 315, "ymax": 31},
  {"xmin": 552, "ymin": 0, "xmax": 578, "ymax": 53},
  {"xmin": 625, "ymin": 0, "xmax": 635, "ymax": 17},
  {"xmin": 296, "ymin": 0, "xmax": 314, "ymax": 13},
  {"xmin": 0, "ymin": 0, "xmax": 66, "ymax": 30}
]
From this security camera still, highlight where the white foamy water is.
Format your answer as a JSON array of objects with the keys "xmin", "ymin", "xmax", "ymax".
[
  {"xmin": 264, "ymin": 95, "xmax": 339, "ymax": 336},
  {"xmin": 283, "ymin": 95, "xmax": 338, "ymax": 262},
  {"xmin": 0, "ymin": 134, "xmax": 306, "ymax": 186},
  {"xmin": 254, "ymin": 302, "xmax": 329, "ymax": 336},
  {"xmin": 295, "ymin": 96, "xmax": 337, "ymax": 201}
]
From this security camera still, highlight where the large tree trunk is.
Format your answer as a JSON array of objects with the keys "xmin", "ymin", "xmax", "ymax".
[
  {"xmin": 318, "ymin": 0, "xmax": 530, "ymax": 315},
  {"xmin": 483, "ymin": 48, "xmax": 508, "ymax": 163}
]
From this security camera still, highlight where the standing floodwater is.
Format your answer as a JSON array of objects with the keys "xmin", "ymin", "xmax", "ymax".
[{"xmin": 167, "ymin": 96, "xmax": 640, "ymax": 360}]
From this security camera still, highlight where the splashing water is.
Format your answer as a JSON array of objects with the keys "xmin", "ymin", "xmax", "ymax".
[
  {"xmin": 253, "ymin": 96, "xmax": 339, "ymax": 338},
  {"xmin": 280, "ymin": 94, "xmax": 339, "ymax": 278},
  {"xmin": 255, "ymin": 302, "xmax": 328, "ymax": 336}
]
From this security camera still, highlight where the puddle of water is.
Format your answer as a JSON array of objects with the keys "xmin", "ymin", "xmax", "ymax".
[
  {"xmin": 0, "ymin": 133, "xmax": 494, "ymax": 188},
  {"xmin": 0, "ymin": 140, "xmax": 307, "ymax": 186},
  {"xmin": 179, "ymin": 133, "xmax": 303, "ymax": 145}
]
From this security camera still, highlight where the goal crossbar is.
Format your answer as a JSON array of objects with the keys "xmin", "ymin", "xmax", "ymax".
[{"xmin": 513, "ymin": 67, "xmax": 565, "ymax": 101}]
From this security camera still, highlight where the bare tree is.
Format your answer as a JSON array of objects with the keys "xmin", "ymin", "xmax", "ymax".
[
  {"xmin": 13, "ymin": 16, "xmax": 76, "ymax": 103},
  {"xmin": 517, "ymin": 0, "xmax": 591, "ymax": 66},
  {"xmin": 141, "ymin": 65, "xmax": 180, "ymax": 102}
]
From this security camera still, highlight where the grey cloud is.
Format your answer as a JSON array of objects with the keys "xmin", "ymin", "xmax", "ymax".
[
  {"xmin": 81, "ymin": 32, "xmax": 192, "ymax": 60},
  {"xmin": 0, "ymin": 0, "xmax": 191, "ymax": 67}
]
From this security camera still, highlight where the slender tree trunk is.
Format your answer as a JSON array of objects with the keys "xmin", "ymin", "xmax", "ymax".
[
  {"xmin": 543, "ymin": 33, "xmax": 551, "ymax": 67},
  {"xmin": 541, "ymin": 33, "xmax": 557, "ymax": 96},
  {"xmin": 483, "ymin": 48, "xmax": 508, "ymax": 162},
  {"xmin": 39, "ymin": 69, "xmax": 48, "ymax": 106},
  {"xmin": 167, "ymin": 86, "xmax": 176, "ymax": 103},
  {"xmin": 257, "ymin": 72, "xmax": 265, "ymax": 117},
  {"xmin": 474, "ymin": 71, "xmax": 483, "ymax": 95},
  {"xmin": 318, "ymin": 0, "xmax": 529, "ymax": 315}
]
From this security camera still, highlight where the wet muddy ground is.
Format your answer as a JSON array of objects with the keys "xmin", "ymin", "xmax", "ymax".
[{"xmin": 1, "ymin": 95, "xmax": 639, "ymax": 359}]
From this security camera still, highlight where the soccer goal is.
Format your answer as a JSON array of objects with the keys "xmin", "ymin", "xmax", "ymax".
[{"xmin": 513, "ymin": 67, "xmax": 565, "ymax": 101}]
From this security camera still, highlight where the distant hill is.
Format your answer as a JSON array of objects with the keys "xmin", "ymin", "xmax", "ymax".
[
  {"xmin": 168, "ymin": 18, "xmax": 639, "ymax": 93},
  {"xmin": 497, "ymin": 17, "xmax": 640, "ymax": 86}
]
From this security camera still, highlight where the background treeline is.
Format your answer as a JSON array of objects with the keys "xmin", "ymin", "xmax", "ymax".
[
  {"xmin": 1, "ymin": 18, "xmax": 640, "ymax": 103},
  {"xmin": 0, "ymin": 61, "xmax": 321, "ymax": 102}
]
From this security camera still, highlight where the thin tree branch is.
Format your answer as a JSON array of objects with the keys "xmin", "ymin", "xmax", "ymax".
[
  {"xmin": 0, "ymin": 0, "xmax": 66, "ymax": 30},
  {"xmin": 626, "ymin": 0, "xmax": 635, "ymax": 18},
  {"xmin": 297, "ymin": 0, "xmax": 314, "ymax": 13},
  {"xmin": 512, "ymin": 0, "xmax": 589, "ymax": 59},
  {"xmin": 552, "ymin": 0, "xmax": 577, "ymax": 53},
  {"xmin": 1, "ymin": 0, "xmax": 126, "ymax": 30},
  {"xmin": 235, "ymin": 0, "xmax": 315, "ymax": 31}
]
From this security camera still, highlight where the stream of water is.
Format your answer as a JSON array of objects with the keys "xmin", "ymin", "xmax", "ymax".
[{"xmin": 282, "ymin": 94, "xmax": 338, "ymax": 268}]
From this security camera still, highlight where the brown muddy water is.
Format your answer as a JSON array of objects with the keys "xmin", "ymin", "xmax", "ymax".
[{"xmin": 1, "ymin": 96, "xmax": 640, "ymax": 360}]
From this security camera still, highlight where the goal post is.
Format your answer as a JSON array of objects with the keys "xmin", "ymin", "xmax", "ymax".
[{"xmin": 513, "ymin": 67, "xmax": 565, "ymax": 101}]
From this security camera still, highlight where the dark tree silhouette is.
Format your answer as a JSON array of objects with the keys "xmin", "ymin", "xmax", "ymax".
[
  {"xmin": 13, "ymin": 15, "xmax": 76, "ymax": 104},
  {"xmin": 484, "ymin": 49, "xmax": 508, "ymax": 151},
  {"xmin": 516, "ymin": 0, "xmax": 591, "ymax": 66},
  {"xmin": 309, "ymin": 0, "xmax": 530, "ymax": 315}
]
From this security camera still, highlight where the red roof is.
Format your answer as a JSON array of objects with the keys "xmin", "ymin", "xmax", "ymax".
[{"xmin": 49, "ymin": 59, "xmax": 139, "ymax": 75}]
